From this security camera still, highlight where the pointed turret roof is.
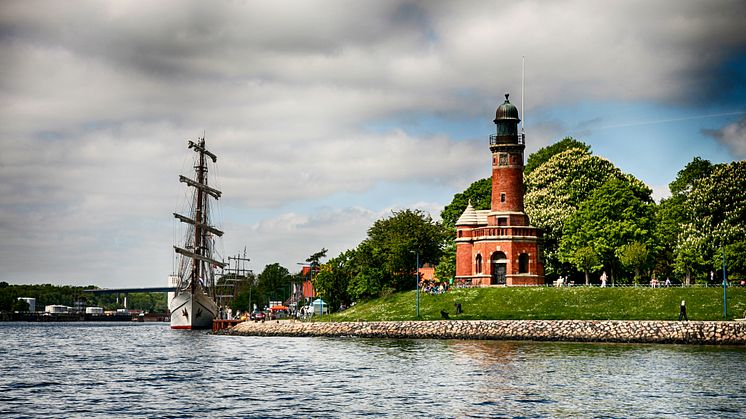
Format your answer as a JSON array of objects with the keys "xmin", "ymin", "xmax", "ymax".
[{"xmin": 456, "ymin": 200, "xmax": 480, "ymax": 226}]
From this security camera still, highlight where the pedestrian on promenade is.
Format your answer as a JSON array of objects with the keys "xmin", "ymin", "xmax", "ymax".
[
  {"xmin": 679, "ymin": 300, "xmax": 688, "ymax": 321},
  {"xmin": 600, "ymin": 271, "xmax": 607, "ymax": 288}
]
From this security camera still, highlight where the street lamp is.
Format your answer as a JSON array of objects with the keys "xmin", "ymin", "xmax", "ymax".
[
  {"xmin": 411, "ymin": 250, "xmax": 420, "ymax": 318},
  {"xmin": 722, "ymin": 244, "xmax": 727, "ymax": 320}
]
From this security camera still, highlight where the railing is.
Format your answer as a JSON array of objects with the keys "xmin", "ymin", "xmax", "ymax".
[
  {"xmin": 489, "ymin": 133, "xmax": 525, "ymax": 146},
  {"xmin": 472, "ymin": 226, "xmax": 536, "ymax": 238}
]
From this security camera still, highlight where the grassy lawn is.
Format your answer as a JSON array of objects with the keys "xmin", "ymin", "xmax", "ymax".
[{"xmin": 330, "ymin": 286, "xmax": 746, "ymax": 322}]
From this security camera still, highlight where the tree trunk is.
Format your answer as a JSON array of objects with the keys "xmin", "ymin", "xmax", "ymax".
[{"xmin": 584, "ymin": 270, "xmax": 589, "ymax": 286}]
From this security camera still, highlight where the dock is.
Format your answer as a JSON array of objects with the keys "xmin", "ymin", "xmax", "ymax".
[{"xmin": 212, "ymin": 318, "xmax": 245, "ymax": 332}]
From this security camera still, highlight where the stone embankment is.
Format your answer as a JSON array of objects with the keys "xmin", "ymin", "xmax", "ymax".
[{"xmin": 219, "ymin": 319, "xmax": 746, "ymax": 345}]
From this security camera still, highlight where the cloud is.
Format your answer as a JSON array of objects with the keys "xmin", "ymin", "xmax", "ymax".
[
  {"xmin": 1, "ymin": 0, "xmax": 745, "ymax": 287},
  {"xmin": 701, "ymin": 115, "xmax": 746, "ymax": 158}
]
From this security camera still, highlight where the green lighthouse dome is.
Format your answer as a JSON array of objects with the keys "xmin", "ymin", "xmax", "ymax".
[{"xmin": 494, "ymin": 93, "xmax": 520, "ymax": 123}]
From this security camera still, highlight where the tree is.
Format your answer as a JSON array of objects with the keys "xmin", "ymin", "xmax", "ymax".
[
  {"xmin": 524, "ymin": 137, "xmax": 591, "ymax": 176},
  {"xmin": 313, "ymin": 251, "xmax": 353, "ymax": 313},
  {"xmin": 525, "ymin": 148, "xmax": 629, "ymax": 276},
  {"xmin": 568, "ymin": 246, "xmax": 602, "ymax": 285},
  {"xmin": 659, "ymin": 157, "xmax": 716, "ymax": 284},
  {"xmin": 306, "ymin": 248, "xmax": 328, "ymax": 265},
  {"xmin": 365, "ymin": 209, "xmax": 449, "ymax": 291},
  {"xmin": 618, "ymin": 241, "xmax": 652, "ymax": 284},
  {"xmin": 682, "ymin": 160, "xmax": 746, "ymax": 282},
  {"xmin": 559, "ymin": 177, "xmax": 657, "ymax": 285},
  {"xmin": 312, "ymin": 209, "xmax": 449, "ymax": 305},
  {"xmin": 669, "ymin": 157, "xmax": 714, "ymax": 197},
  {"xmin": 255, "ymin": 263, "xmax": 292, "ymax": 307},
  {"xmin": 440, "ymin": 178, "xmax": 491, "ymax": 230}
]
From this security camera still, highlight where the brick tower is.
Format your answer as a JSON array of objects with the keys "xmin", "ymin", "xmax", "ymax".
[{"xmin": 454, "ymin": 94, "xmax": 544, "ymax": 286}]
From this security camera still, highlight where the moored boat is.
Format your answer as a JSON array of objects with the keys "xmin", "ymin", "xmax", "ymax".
[{"xmin": 169, "ymin": 136, "xmax": 225, "ymax": 330}]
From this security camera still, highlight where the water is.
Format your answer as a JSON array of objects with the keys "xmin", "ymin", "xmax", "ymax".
[{"xmin": 1, "ymin": 322, "xmax": 745, "ymax": 418}]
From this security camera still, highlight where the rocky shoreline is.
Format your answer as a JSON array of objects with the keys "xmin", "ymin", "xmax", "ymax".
[{"xmin": 218, "ymin": 319, "xmax": 746, "ymax": 345}]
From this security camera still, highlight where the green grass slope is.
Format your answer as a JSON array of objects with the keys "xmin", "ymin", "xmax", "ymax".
[{"xmin": 330, "ymin": 287, "xmax": 746, "ymax": 322}]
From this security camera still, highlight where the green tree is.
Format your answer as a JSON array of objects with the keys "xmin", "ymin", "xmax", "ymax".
[
  {"xmin": 440, "ymin": 178, "xmax": 491, "ymax": 230},
  {"xmin": 524, "ymin": 137, "xmax": 591, "ymax": 176},
  {"xmin": 306, "ymin": 248, "xmax": 328, "ymax": 265},
  {"xmin": 365, "ymin": 209, "xmax": 448, "ymax": 291},
  {"xmin": 559, "ymin": 177, "xmax": 657, "ymax": 285},
  {"xmin": 568, "ymin": 246, "xmax": 602, "ymax": 285},
  {"xmin": 682, "ymin": 160, "xmax": 746, "ymax": 282},
  {"xmin": 255, "ymin": 263, "xmax": 292, "ymax": 307},
  {"xmin": 658, "ymin": 157, "xmax": 715, "ymax": 284},
  {"xmin": 618, "ymin": 241, "xmax": 652, "ymax": 284},
  {"xmin": 313, "ymin": 251, "xmax": 353, "ymax": 313},
  {"xmin": 525, "ymin": 148, "xmax": 629, "ymax": 276}
]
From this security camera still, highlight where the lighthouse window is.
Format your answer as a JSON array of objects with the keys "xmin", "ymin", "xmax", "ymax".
[
  {"xmin": 499, "ymin": 154, "xmax": 508, "ymax": 166},
  {"xmin": 500, "ymin": 192, "xmax": 506, "ymax": 203},
  {"xmin": 518, "ymin": 253, "xmax": 529, "ymax": 273}
]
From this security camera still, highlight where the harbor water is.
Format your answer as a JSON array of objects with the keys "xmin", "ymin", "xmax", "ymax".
[{"xmin": 1, "ymin": 322, "xmax": 745, "ymax": 418}]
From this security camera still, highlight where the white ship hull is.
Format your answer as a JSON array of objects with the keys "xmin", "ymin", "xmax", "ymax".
[{"xmin": 169, "ymin": 289, "xmax": 218, "ymax": 330}]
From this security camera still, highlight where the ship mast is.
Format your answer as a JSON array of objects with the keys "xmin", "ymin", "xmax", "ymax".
[
  {"xmin": 173, "ymin": 136, "xmax": 225, "ymax": 293},
  {"xmin": 192, "ymin": 138, "xmax": 206, "ymax": 293}
]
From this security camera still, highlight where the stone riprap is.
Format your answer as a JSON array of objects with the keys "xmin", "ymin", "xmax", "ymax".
[{"xmin": 219, "ymin": 319, "xmax": 746, "ymax": 345}]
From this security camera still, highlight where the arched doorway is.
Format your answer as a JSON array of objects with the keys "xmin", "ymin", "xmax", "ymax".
[{"xmin": 491, "ymin": 252, "xmax": 507, "ymax": 285}]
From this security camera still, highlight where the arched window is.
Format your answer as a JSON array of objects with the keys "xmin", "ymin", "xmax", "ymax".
[
  {"xmin": 518, "ymin": 253, "xmax": 529, "ymax": 274},
  {"xmin": 475, "ymin": 254, "xmax": 482, "ymax": 274}
]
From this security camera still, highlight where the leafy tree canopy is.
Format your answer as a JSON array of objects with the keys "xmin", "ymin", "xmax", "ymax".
[
  {"xmin": 440, "ymin": 177, "xmax": 491, "ymax": 230},
  {"xmin": 559, "ymin": 177, "xmax": 656, "ymax": 283},
  {"xmin": 524, "ymin": 148, "xmax": 635, "ymax": 274},
  {"xmin": 669, "ymin": 156, "xmax": 714, "ymax": 197},
  {"xmin": 680, "ymin": 160, "xmax": 746, "ymax": 280},
  {"xmin": 524, "ymin": 136, "xmax": 591, "ymax": 176},
  {"xmin": 255, "ymin": 263, "xmax": 292, "ymax": 306}
]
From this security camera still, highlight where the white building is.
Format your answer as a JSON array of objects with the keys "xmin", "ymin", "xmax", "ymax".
[
  {"xmin": 85, "ymin": 307, "xmax": 104, "ymax": 315},
  {"xmin": 45, "ymin": 305, "xmax": 69, "ymax": 314},
  {"xmin": 17, "ymin": 297, "xmax": 36, "ymax": 312}
]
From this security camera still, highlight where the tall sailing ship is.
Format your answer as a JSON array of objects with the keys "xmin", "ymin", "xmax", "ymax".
[{"xmin": 170, "ymin": 136, "xmax": 225, "ymax": 329}]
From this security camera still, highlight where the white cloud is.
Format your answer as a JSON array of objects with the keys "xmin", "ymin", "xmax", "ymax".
[
  {"xmin": 1, "ymin": 0, "xmax": 744, "ymax": 287},
  {"xmin": 702, "ymin": 115, "xmax": 746, "ymax": 158}
]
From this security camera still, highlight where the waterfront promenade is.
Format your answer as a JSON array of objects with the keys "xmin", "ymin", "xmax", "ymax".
[{"xmin": 220, "ymin": 319, "xmax": 746, "ymax": 345}]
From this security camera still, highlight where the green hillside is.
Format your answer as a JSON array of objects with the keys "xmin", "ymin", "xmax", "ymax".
[{"xmin": 329, "ymin": 286, "xmax": 746, "ymax": 322}]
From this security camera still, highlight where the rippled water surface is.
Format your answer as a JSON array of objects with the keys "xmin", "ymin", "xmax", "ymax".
[{"xmin": 1, "ymin": 322, "xmax": 745, "ymax": 418}]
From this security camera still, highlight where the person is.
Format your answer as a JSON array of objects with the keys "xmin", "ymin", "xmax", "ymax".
[
  {"xmin": 665, "ymin": 277, "xmax": 671, "ymax": 287},
  {"xmin": 679, "ymin": 300, "xmax": 688, "ymax": 321},
  {"xmin": 600, "ymin": 271, "xmax": 607, "ymax": 288}
]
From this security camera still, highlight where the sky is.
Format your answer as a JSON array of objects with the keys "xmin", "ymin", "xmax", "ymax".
[{"xmin": 1, "ymin": 0, "xmax": 745, "ymax": 288}]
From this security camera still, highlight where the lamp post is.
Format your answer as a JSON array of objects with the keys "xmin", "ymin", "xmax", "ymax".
[{"xmin": 722, "ymin": 244, "xmax": 727, "ymax": 320}]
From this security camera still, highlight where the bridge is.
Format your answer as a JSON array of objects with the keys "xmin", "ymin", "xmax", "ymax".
[{"xmin": 82, "ymin": 287, "xmax": 177, "ymax": 309}]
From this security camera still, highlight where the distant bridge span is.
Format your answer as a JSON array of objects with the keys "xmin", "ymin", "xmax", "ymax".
[{"xmin": 82, "ymin": 287, "xmax": 177, "ymax": 309}]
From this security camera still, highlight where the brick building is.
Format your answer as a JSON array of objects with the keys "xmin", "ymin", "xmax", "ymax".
[{"xmin": 455, "ymin": 94, "xmax": 544, "ymax": 286}]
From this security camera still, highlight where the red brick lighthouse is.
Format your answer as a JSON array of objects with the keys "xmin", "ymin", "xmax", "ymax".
[{"xmin": 455, "ymin": 94, "xmax": 544, "ymax": 286}]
